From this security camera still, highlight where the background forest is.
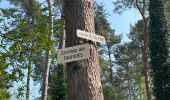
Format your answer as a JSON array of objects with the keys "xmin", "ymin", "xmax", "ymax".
[{"xmin": 0, "ymin": 0, "xmax": 170, "ymax": 100}]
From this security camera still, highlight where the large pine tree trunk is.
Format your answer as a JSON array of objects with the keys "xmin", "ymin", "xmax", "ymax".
[{"xmin": 64, "ymin": 0, "xmax": 104, "ymax": 100}]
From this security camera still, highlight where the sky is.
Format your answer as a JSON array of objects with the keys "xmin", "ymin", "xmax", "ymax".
[
  {"xmin": 97, "ymin": 0, "xmax": 142, "ymax": 41},
  {"xmin": 0, "ymin": 0, "xmax": 141, "ymax": 99}
]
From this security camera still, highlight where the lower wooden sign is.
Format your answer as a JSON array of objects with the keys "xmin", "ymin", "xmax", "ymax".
[{"xmin": 57, "ymin": 43, "xmax": 90, "ymax": 64}]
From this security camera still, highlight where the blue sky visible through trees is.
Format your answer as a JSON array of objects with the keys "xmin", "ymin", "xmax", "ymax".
[{"xmin": 97, "ymin": 0, "xmax": 142, "ymax": 42}]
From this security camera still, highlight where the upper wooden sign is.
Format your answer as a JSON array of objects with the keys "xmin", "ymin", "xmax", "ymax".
[{"xmin": 76, "ymin": 29, "xmax": 105, "ymax": 43}]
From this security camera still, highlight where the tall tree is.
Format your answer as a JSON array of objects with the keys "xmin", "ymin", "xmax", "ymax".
[
  {"xmin": 149, "ymin": 0, "xmax": 170, "ymax": 99},
  {"xmin": 64, "ymin": 0, "xmax": 104, "ymax": 99},
  {"xmin": 42, "ymin": 0, "xmax": 53, "ymax": 99},
  {"xmin": 115, "ymin": 42, "xmax": 147, "ymax": 100},
  {"xmin": 113, "ymin": 0, "xmax": 152, "ymax": 99}
]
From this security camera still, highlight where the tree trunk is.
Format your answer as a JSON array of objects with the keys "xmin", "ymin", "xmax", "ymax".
[
  {"xmin": 136, "ymin": 0, "xmax": 152, "ymax": 100},
  {"xmin": 26, "ymin": 63, "xmax": 31, "ymax": 100},
  {"xmin": 143, "ymin": 18, "xmax": 151, "ymax": 100},
  {"xmin": 106, "ymin": 42, "xmax": 114, "ymax": 86},
  {"xmin": 26, "ymin": 0, "xmax": 34, "ymax": 99},
  {"xmin": 42, "ymin": 0, "xmax": 53, "ymax": 100},
  {"xmin": 64, "ymin": 0, "xmax": 104, "ymax": 100},
  {"xmin": 26, "ymin": 51, "xmax": 33, "ymax": 100},
  {"xmin": 42, "ymin": 51, "xmax": 51, "ymax": 100}
]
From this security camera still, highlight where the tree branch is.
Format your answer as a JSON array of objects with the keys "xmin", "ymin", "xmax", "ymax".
[
  {"xmin": 0, "ymin": 44, "xmax": 10, "ymax": 54},
  {"xmin": 136, "ymin": 0, "xmax": 146, "ymax": 20}
]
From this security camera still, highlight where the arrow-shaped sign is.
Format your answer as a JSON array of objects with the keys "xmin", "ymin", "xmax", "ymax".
[{"xmin": 76, "ymin": 29, "xmax": 105, "ymax": 43}]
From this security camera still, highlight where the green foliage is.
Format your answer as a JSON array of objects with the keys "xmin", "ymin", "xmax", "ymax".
[
  {"xmin": 94, "ymin": 0, "xmax": 115, "ymax": 94},
  {"xmin": 0, "ymin": 89, "xmax": 10, "ymax": 100},
  {"xmin": 113, "ymin": 19, "xmax": 149, "ymax": 99},
  {"xmin": 129, "ymin": 20, "xmax": 144, "ymax": 46},
  {"xmin": 94, "ymin": 2, "xmax": 123, "ymax": 99},
  {"xmin": 49, "ymin": 65, "xmax": 67, "ymax": 100},
  {"xmin": 113, "ymin": 0, "xmax": 149, "ymax": 14},
  {"xmin": 149, "ymin": 0, "xmax": 170, "ymax": 99},
  {"xmin": 0, "ymin": 0, "xmax": 60, "ymax": 99},
  {"xmin": 103, "ymin": 85, "xmax": 116, "ymax": 100},
  {"xmin": 165, "ymin": 1, "xmax": 170, "ymax": 30},
  {"xmin": 94, "ymin": 2, "xmax": 121, "ymax": 43},
  {"xmin": 115, "ymin": 43, "xmax": 145, "ymax": 99},
  {"xmin": 0, "ymin": 56, "xmax": 11, "ymax": 99}
]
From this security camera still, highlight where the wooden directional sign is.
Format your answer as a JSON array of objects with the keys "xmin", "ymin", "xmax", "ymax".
[
  {"xmin": 76, "ymin": 29, "xmax": 106, "ymax": 43},
  {"xmin": 57, "ymin": 43, "xmax": 90, "ymax": 64}
]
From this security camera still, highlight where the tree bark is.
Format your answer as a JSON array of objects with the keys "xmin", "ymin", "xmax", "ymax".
[
  {"xmin": 143, "ymin": 18, "xmax": 151, "ymax": 100},
  {"xmin": 42, "ymin": 0, "xmax": 53, "ymax": 100},
  {"xmin": 42, "ymin": 51, "xmax": 51, "ymax": 100},
  {"xmin": 64, "ymin": 0, "xmax": 104, "ymax": 100}
]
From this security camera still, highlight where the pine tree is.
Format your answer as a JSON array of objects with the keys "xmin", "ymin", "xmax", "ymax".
[
  {"xmin": 64, "ymin": 0, "xmax": 104, "ymax": 99},
  {"xmin": 149, "ymin": 0, "xmax": 170, "ymax": 99}
]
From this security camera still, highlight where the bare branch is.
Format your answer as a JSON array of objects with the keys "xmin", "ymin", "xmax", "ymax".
[
  {"xmin": 136, "ymin": 0, "xmax": 146, "ymax": 20},
  {"xmin": 0, "ymin": 44, "xmax": 10, "ymax": 54},
  {"xmin": 56, "ymin": 0, "xmax": 62, "ymax": 14}
]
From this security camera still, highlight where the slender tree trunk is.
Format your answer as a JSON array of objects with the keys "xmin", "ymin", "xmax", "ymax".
[
  {"xmin": 26, "ymin": 1, "xmax": 34, "ymax": 99},
  {"xmin": 26, "ymin": 51, "xmax": 33, "ymax": 100},
  {"xmin": 42, "ymin": 0, "xmax": 53, "ymax": 100},
  {"xmin": 143, "ymin": 18, "xmax": 151, "ymax": 100},
  {"xmin": 64, "ymin": 0, "xmax": 104, "ymax": 100},
  {"xmin": 106, "ymin": 42, "xmax": 114, "ymax": 86},
  {"xmin": 60, "ymin": 0, "xmax": 65, "ymax": 49},
  {"xmin": 42, "ymin": 51, "xmax": 51, "ymax": 100},
  {"xmin": 128, "ymin": 79, "xmax": 131, "ymax": 100},
  {"xmin": 106, "ymin": 43, "xmax": 115, "ymax": 100},
  {"xmin": 26, "ymin": 66, "xmax": 30, "ymax": 100},
  {"xmin": 26, "ymin": 64, "xmax": 31, "ymax": 100},
  {"xmin": 136, "ymin": 0, "xmax": 152, "ymax": 100}
]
